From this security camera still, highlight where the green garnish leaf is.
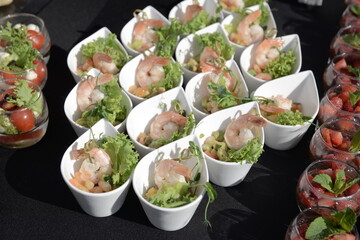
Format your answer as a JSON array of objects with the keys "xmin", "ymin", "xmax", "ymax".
[
  {"xmin": 195, "ymin": 32, "xmax": 235, "ymax": 60},
  {"xmin": 349, "ymin": 89, "xmax": 360, "ymax": 106},
  {"xmin": 276, "ymin": 110, "xmax": 311, "ymax": 126},
  {"xmin": 263, "ymin": 50, "xmax": 296, "ymax": 79},
  {"xmin": 342, "ymin": 33, "xmax": 360, "ymax": 49},
  {"xmin": 202, "ymin": 182, "xmax": 217, "ymax": 227},
  {"xmin": 349, "ymin": 131, "xmax": 360, "ymax": 152},
  {"xmin": 226, "ymin": 138, "xmax": 264, "ymax": 164},
  {"xmin": 347, "ymin": 65, "xmax": 360, "ymax": 78},
  {"xmin": 312, "ymin": 173, "xmax": 334, "ymax": 193},
  {"xmin": 350, "ymin": 5, "xmax": 360, "ymax": 17},
  {"xmin": 332, "ymin": 207, "xmax": 357, "ymax": 232},
  {"xmin": 181, "ymin": 10, "xmax": 218, "ymax": 34}
]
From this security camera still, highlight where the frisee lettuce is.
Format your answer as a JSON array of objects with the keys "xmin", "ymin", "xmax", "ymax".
[
  {"xmin": 81, "ymin": 33, "xmax": 129, "ymax": 71},
  {"xmin": 226, "ymin": 138, "xmax": 263, "ymax": 163},
  {"xmin": 76, "ymin": 76, "xmax": 127, "ymax": 128},
  {"xmin": 276, "ymin": 110, "xmax": 311, "ymax": 126},
  {"xmin": 97, "ymin": 133, "xmax": 139, "ymax": 187},
  {"xmin": 263, "ymin": 50, "xmax": 296, "ymax": 79},
  {"xmin": 181, "ymin": 10, "xmax": 218, "ymax": 34},
  {"xmin": 0, "ymin": 114, "xmax": 18, "ymax": 134},
  {"xmin": 0, "ymin": 22, "xmax": 29, "ymax": 46},
  {"xmin": 154, "ymin": 19, "xmax": 183, "ymax": 58},
  {"xmin": 195, "ymin": 32, "xmax": 235, "ymax": 60}
]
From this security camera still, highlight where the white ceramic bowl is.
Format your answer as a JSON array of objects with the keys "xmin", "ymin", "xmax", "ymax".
[
  {"xmin": 64, "ymin": 69, "xmax": 132, "ymax": 136},
  {"xmin": 118, "ymin": 53, "xmax": 184, "ymax": 106},
  {"xmin": 126, "ymin": 87, "xmax": 193, "ymax": 158},
  {"xmin": 175, "ymin": 23, "xmax": 234, "ymax": 84},
  {"xmin": 194, "ymin": 101, "xmax": 264, "ymax": 187},
  {"xmin": 239, "ymin": 34, "xmax": 302, "ymax": 93},
  {"xmin": 185, "ymin": 59, "xmax": 248, "ymax": 122},
  {"xmin": 67, "ymin": 27, "xmax": 128, "ymax": 83},
  {"xmin": 221, "ymin": 2, "xmax": 277, "ymax": 65},
  {"xmin": 132, "ymin": 134, "xmax": 208, "ymax": 231},
  {"xmin": 168, "ymin": 0, "xmax": 223, "ymax": 33},
  {"xmin": 60, "ymin": 119, "xmax": 134, "ymax": 217},
  {"xmin": 120, "ymin": 5, "xmax": 170, "ymax": 57},
  {"xmin": 253, "ymin": 70, "xmax": 319, "ymax": 150}
]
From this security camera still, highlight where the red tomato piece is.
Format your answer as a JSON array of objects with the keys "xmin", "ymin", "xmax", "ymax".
[
  {"xmin": 9, "ymin": 108, "xmax": 35, "ymax": 133},
  {"xmin": 329, "ymin": 130, "xmax": 343, "ymax": 146},
  {"xmin": 338, "ymin": 91, "xmax": 350, "ymax": 102},
  {"xmin": 318, "ymin": 197, "xmax": 335, "ymax": 208},
  {"xmin": 344, "ymin": 183, "xmax": 360, "ymax": 196},
  {"xmin": 27, "ymin": 30, "xmax": 45, "ymax": 50},
  {"xmin": 342, "ymin": 100, "xmax": 354, "ymax": 112},
  {"xmin": 334, "ymin": 58, "xmax": 347, "ymax": 71},
  {"xmin": 31, "ymin": 59, "xmax": 46, "ymax": 85},
  {"xmin": 342, "ymin": 85, "xmax": 358, "ymax": 93},
  {"xmin": 330, "ymin": 96, "xmax": 343, "ymax": 109}
]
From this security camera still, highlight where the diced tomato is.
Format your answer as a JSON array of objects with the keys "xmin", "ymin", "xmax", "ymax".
[
  {"xmin": 344, "ymin": 183, "xmax": 360, "ymax": 196},
  {"xmin": 334, "ymin": 58, "xmax": 347, "ymax": 71},
  {"xmin": 342, "ymin": 85, "xmax": 358, "ymax": 93},
  {"xmin": 329, "ymin": 130, "xmax": 343, "ymax": 146},
  {"xmin": 338, "ymin": 139, "xmax": 351, "ymax": 151},
  {"xmin": 318, "ymin": 105, "xmax": 337, "ymax": 122},
  {"xmin": 337, "ymin": 119, "xmax": 355, "ymax": 131},
  {"xmin": 338, "ymin": 91, "xmax": 350, "ymax": 102},
  {"xmin": 321, "ymin": 128, "xmax": 332, "ymax": 145},
  {"xmin": 336, "ymin": 199, "xmax": 359, "ymax": 212},
  {"xmin": 332, "ymin": 233, "xmax": 357, "ymax": 240},
  {"xmin": 318, "ymin": 197, "xmax": 335, "ymax": 208},
  {"xmin": 342, "ymin": 100, "xmax": 354, "ymax": 112},
  {"xmin": 330, "ymin": 96, "xmax": 343, "ymax": 109},
  {"xmin": 26, "ymin": 30, "xmax": 45, "ymax": 50}
]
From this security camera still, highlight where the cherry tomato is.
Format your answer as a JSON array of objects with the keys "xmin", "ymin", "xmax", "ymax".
[
  {"xmin": 10, "ymin": 107, "xmax": 35, "ymax": 133},
  {"xmin": 27, "ymin": 30, "xmax": 45, "ymax": 50},
  {"xmin": 32, "ymin": 59, "xmax": 47, "ymax": 85}
]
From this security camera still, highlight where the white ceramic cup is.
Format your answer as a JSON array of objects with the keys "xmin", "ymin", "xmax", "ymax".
[
  {"xmin": 194, "ymin": 101, "xmax": 265, "ymax": 187},
  {"xmin": 132, "ymin": 134, "xmax": 208, "ymax": 231},
  {"xmin": 253, "ymin": 70, "xmax": 319, "ymax": 150},
  {"xmin": 60, "ymin": 119, "xmax": 134, "ymax": 217}
]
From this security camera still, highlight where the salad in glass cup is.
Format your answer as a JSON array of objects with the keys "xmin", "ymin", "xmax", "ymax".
[
  {"xmin": 0, "ymin": 13, "xmax": 51, "ymax": 62},
  {"xmin": 0, "ymin": 79, "xmax": 48, "ymax": 148},
  {"xmin": 323, "ymin": 52, "xmax": 360, "ymax": 90},
  {"xmin": 341, "ymin": 3, "xmax": 360, "ymax": 28},
  {"xmin": 296, "ymin": 159, "xmax": 360, "ymax": 215},
  {"xmin": 317, "ymin": 84, "xmax": 360, "ymax": 125},
  {"xmin": 330, "ymin": 25, "xmax": 360, "ymax": 59},
  {"xmin": 309, "ymin": 118, "xmax": 360, "ymax": 170},
  {"xmin": 285, "ymin": 207, "xmax": 359, "ymax": 240}
]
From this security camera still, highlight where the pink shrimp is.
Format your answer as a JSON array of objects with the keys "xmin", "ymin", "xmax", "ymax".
[
  {"xmin": 199, "ymin": 46, "xmax": 220, "ymax": 73},
  {"xmin": 92, "ymin": 52, "xmax": 119, "ymax": 74},
  {"xmin": 255, "ymin": 72, "xmax": 272, "ymax": 80},
  {"xmin": 132, "ymin": 19, "xmax": 165, "ymax": 52},
  {"xmin": 251, "ymin": 38, "xmax": 284, "ymax": 73},
  {"xmin": 135, "ymin": 56, "xmax": 170, "ymax": 88},
  {"xmin": 224, "ymin": 113, "xmax": 266, "ymax": 149},
  {"xmin": 150, "ymin": 111, "xmax": 187, "ymax": 140},
  {"xmin": 76, "ymin": 73, "xmax": 113, "ymax": 112},
  {"xmin": 260, "ymin": 95, "xmax": 293, "ymax": 114},
  {"xmin": 220, "ymin": 0, "xmax": 244, "ymax": 11},
  {"xmin": 154, "ymin": 159, "xmax": 192, "ymax": 189},
  {"xmin": 77, "ymin": 58, "xmax": 94, "ymax": 72},
  {"xmin": 185, "ymin": 4, "xmax": 203, "ymax": 23},
  {"xmin": 230, "ymin": 10, "xmax": 264, "ymax": 46}
]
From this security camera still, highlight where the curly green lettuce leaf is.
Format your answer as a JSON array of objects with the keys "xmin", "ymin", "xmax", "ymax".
[
  {"xmin": 0, "ymin": 22, "xmax": 29, "ymax": 46},
  {"xmin": 181, "ymin": 10, "xmax": 218, "ymax": 34},
  {"xmin": 276, "ymin": 110, "xmax": 311, "ymax": 126},
  {"xmin": 148, "ymin": 61, "xmax": 183, "ymax": 95},
  {"xmin": 81, "ymin": 33, "xmax": 129, "ymax": 70},
  {"xmin": 350, "ymin": 5, "xmax": 360, "ymax": 17},
  {"xmin": 97, "ymin": 133, "xmax": 139, "ymax": 188},
  {"xmin": 258, "ymin": 2, "xmax": 270, "ymax": 28},
  {"xmin": 226, "ymin": 137, "xmax": 263, "ymax": 163},
  {"xmin": 154, "ymin": 19, "xmax": 183, "ymax": 58},
  {"xmin": 263, "ymin": 50, "xmax": 296, "ymax": 79},
  {"xmin": 195, "ymin": 32, "xmax": 234, "ymax": 60},
  {"xmin": 76, "ymin": 76, "xmax": 127, "ymax": 128},
  {"xmin": 0, "ymin": 113, "xmax": 18, "ymax": 134}
]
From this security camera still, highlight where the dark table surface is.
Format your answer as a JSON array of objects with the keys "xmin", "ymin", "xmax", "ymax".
[{"xmin": 0, "ymin": 0, "xmax": 357, "ymax": 239}]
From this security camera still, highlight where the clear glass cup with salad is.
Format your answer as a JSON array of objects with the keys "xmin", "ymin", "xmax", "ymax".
[
  {"xmin": 330, "ymin": 25, "xmax": 360, "ymax": 59},
  {"xmin": 285, "ymin": 207, "xmax": 359, "ymax": 240},
  {"xmin": 0, "ymin": 13, "xmax": 51, "ymax": 63},
  {"xmin": 0, "ymin": 79, "xmax": 48, "ymax": 148},
  {"xmin": 341, "ymin": 3, "xmax": 360, "ymax": 28}
]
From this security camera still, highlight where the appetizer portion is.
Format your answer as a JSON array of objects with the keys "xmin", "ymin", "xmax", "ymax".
[
  {"xmin": 219, "ymin": 0, "xmax": 267, "ymax": 12},
  {"xmin": 259, "ymin": 95, "xmax": 311, "ymax": 126},
  {"xmin": 184, "ymin": 32, "xmax": 234, "ymax": 72},
  {"xmin": 330, "ymin": 26, "xmax": 360, "ymax": 59},
  {"xmin": 0, "ymin": 79, "xmax": 48, "ymax": 148},
  {"xmin": 129, "ymin": 10, "xmax": 165, "ymax": 53},
  {"xmin": 129, "ymin": 55, "xmax": 183, "ymax": 98},
  {"xmin": 70, "ymin": 133, "xmax": 139, "ymax": 193},
  {"xmin": 341, "ymin": 3, "xmax": 360, "ymax": 28},
  {"xmin": 202, "ymin": 113, "xmax": 265, "ymax": 163},
  {"xmin": 77, "ymin": 33, "xmax": 128, "ymax": 75},
  {"xmin": 137, "ymin": 100, "xmax": 195, "ymax": 149},
  {"xmin": 297, "ymin": 159, "xmax": 360, "ymax": 215},
  {"xmin": 248, "ymin": 37, "xmax": 296, "ymax": 80},
  {"xmin": 76, "ymin": 73, "xmax": 127, "ymax": 128}
]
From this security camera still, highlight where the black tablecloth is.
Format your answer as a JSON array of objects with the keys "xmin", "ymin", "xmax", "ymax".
[{"xmin": 0, "ymin": 0, "xmax": 357, "ymax": 239}]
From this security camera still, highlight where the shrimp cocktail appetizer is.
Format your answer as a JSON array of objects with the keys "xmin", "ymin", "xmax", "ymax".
[
  {"xmin": 330, "ymin": 25, "xmax": 360, "ymax": 59},
  {"xmin": 218, "ymin": 0, "xmax": 267, "ymax": 13},
  {"xmin": 77, "ymin": 33, "xmax": 129, "ymax": 76},
  {"xmin": 0, "ymin": 79, "xmax": 48, "ymax": 148},
  {"xmin": 225, "ymin": 4, "xmax": 270, "ymax": 47},
  {"xmin": 75, "ymin": 73, "xmax": 127, "ymax": 129},
  {"xmin": 248, "ymin": 37, "xmax": 296, "ymax": 80},
  {"xmin": 318, "ymin": 84, "xmax": 360, "ymax": 125},
  {"xmin": 129, "ymin": 10, "xmax": 165, "ymax": 53},
  {"xmin": 202, "ymin": 113, "xmax": 265, "ymax": 163},
  {"xmin": 137, "ymin": 100, "xmax": 195, "ymax": 149},
  {"xmin": 0, "ymin": 23, "xmax": 47, "ymax": 89},
  {"xmin": 341, "ymin": 3, "xmax": 360, "ymax": 28},
  {"xmin": 258, "ymin": 94, "xmax": 311, "ymax": 126},
  {"xmin": 285, "ymin": 207, "xmax": 359, "ymax": 240},
  {"xmin": 69, "ymin": 133, "xmax": 139, "ymax": 193},
  {"xmin": 184, "ymin": 32, "xmax": 234, "ymax": 73},
  {"xmin": 128, "ymin": 55, "xmax": 183, "ymax": 99},
  {"xmin": 323, "ymin": 52, "xmax": 360, "ymax": 90},
  {"xmin": 296, "ymin": 159, "xmax": 360, "ymax": 215},
  {"xmin": 309, "ymin": 118, "xmax": 360, "ymax": 170},
  {"xmin": 143, "ymin": 141, "xmax": 216, "ymax": 227}
]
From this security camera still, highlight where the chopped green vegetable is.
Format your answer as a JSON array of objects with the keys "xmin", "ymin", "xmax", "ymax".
[
  {"xmin": 195, "ymin": 32, "xmax": 235, "ymax": 60},
  {"xmin": 263, "ymin": 50, "xmax": 296, "ymax": 79},
  {"xmin": 76, "ymin": 76, "xmax": 127, "ymax": 128},
  {"xmin": 97, "ymin": 133, "xmax": 139, "ymax": 187},
  {"xmin": 312, "ymin": 169, "xmax": 360, "ymax": 197},
  {"xmin": 350, "ymin": 5, "xmax": 360, "ymax": 17},
  {"xmin": 347, "ymin": 65, "xmax": 360, "ymax": 78},
  {"xmin": 349, "ymin": 131, "xmax": 360, "ymax": 152},
  {"xmin": 81, "ymin": 33, "xmax": 129, "ymax": 70},
  {"xmin": 276, "ymin": 110, "xmax": 311, "ymax": 126},
  {"xmin": 342, "ymin": 33, "xmax": 360, "ymax": 49},
  {"xmin": 305, "ymin": 208, "xmax": 357, "ymax": 240}
]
